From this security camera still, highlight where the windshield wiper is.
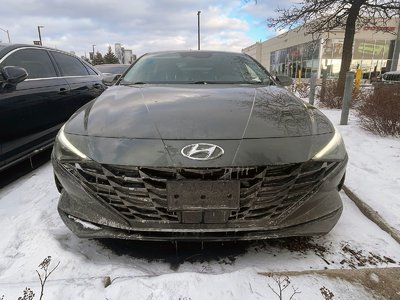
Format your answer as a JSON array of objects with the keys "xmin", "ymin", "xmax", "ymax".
[
  {"xmin": 240, "ymin": 80, "xmax": 274, "ymax": 85},
  {"xmin": 120, "ymin": 81, "xmax": 147, "ymax": 85},
  {"xmin": 190, "ymin": 80, "xmax": 269, "ymax": 85},
  {"xmin": 190, "ymin": 81, "xmax": 218, "ymax": 84}
]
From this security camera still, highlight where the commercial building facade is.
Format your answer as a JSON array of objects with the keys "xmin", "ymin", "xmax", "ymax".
[{"xmin": 243, "ymin": 18, "xmax": 399, "ymax": 79}]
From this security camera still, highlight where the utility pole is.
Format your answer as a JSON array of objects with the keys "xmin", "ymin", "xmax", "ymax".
[
  {"xmin": 37, "ymin": 25, "xmax": 44, "ymax": 46},
  {"xmin": 0, "ymin": 27, "xmax": 10, "ymax": 43},
  {"xmin": 340, "ymin": 72, "xmax": 355, "ymax": 125},
  {"xmin": 197, "ymin": 11, "xmax": 201, "ymax": 50},
  {"xmin": 390, "ymin": 17, "xmax": 400, "ymax": 71},
  {"xmin": 92, "ymin": 44, "xmax": 96, "ymax": 63}
]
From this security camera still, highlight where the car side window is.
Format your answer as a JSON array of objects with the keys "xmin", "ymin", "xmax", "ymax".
[
  {"xmin": 51, "ymin": 51, "xmax": 89, "ymax": 76},
  {"xmin": 84, "ymin": 64, "xmax": 98, "ymax": 75},
  {"xmin": 0, "ymin": 48, "xmax": 57, "ymax": 79}
]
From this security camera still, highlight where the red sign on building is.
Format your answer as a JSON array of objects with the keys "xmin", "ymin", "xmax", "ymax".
[{"xmin": 363, "ymin": 26, "xmax": 396, "ymax": 31}]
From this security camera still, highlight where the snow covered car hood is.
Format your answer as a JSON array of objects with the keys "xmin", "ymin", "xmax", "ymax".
[
  {"xmin": 62, "ymin": 84, "xmax": 336, "ymax": 166},
  {"xmin": 65, "ymin": 84, "xmax": 334, "ymax": 140}
]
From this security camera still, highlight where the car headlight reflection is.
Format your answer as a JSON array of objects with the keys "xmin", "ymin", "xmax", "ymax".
[
  {"xmin": 56, "ymin": 125, "xmax": 88, "ymax": 160},
  {"xmin": 313, "ymin": 127, "xmax": 346, "ymax": 161}
]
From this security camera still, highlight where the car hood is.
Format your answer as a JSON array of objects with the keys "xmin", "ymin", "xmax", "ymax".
[{"xmin": 65, "ymin": 84, "xmax": 333, "ymax": 139}]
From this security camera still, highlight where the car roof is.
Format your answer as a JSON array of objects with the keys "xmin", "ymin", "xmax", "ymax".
[{"xmin": 0, "ymin": 43, "xmax": 80, "ymax": 59}]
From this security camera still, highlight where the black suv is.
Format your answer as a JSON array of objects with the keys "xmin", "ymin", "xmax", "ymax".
[{"xmin": 0, "ymin": 44, "xmax": 106, "ymax": 171}]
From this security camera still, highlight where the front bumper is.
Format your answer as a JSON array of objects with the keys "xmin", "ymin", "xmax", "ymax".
[{"xmin": 52, "ymin": 152, "xmax": 347, "ymax": 241}]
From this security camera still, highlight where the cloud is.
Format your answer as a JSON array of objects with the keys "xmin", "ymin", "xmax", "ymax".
[
  {"xmin": 0, "ymin": 0, "xmax": 294, "ymax": 57},
  {"xmin": 242, "ymin": 0, "xmax": 295, "ymax": 19},
  {"xmin": 205, "ymin": 6, "xmax": 248, "ymax": 31},
  {"xmin": 276, "ymin": 28, "xmax": 289, "ymax": 36}
]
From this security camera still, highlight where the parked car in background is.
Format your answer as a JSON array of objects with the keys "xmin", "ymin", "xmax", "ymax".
[
  {"xmin": 53, "ymin": 50, "xmax": 347, "ymax": 241},
  {"xmin": 381, "ymin": 70, "xmax": 400, "ymax": 82},
  {"xmin": 0, "ymin": 43, "xmax": 106, "ymax": 171},
  {"xmin": 95, "ymin": 64, "xmax": 130, "ymax": 76}
]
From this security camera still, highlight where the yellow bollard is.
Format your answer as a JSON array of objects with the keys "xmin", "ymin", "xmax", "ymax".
[{"xmin": 354, "ymin": 68, "xmax": 362, "ymax": 97}]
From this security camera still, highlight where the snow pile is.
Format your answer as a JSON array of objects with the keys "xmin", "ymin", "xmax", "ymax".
[{"xmin": 321, "ymin": 109, "xmax": 400, "ymax": 232}]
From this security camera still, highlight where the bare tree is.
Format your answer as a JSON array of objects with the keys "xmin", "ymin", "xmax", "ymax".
[
  {"xmin": 36, "ymin": 256, "xmax": 60, "ymax": 300},
  {"xmin": 267, "ymin": 0, "xmax": 399, "ymax": 96},
  {"xmin": 267, "ymin": 275, "xmax": 301, "ymax": 300}
]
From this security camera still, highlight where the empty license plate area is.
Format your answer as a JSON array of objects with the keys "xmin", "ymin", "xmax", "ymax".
[{"xmin": 167, "ymin": 180, "xmax": 240, "ymax": 211}]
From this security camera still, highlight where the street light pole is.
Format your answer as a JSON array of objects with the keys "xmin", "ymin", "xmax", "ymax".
[
  {"xmin": 0, "ymin": 27, "xmax": 11, "ymax": 43},
  {"xmin": 197, "ymin": 11, "xmax": 201, "ymax": 50},
  {"xmin": 37, "ymin": 25, "xmax": 44, "ymax": 46},
  {"xmin": 92, "ymin": 45, "xmax": 96, "ymax": 63}
]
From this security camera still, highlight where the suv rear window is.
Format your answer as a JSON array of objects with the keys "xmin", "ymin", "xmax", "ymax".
[{"xmin": 51, "ymin": 51, "xmax": 89, "ymax": 76}]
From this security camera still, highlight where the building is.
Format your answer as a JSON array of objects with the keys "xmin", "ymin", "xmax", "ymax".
[
  {"xmin": 243, "ymin": 18, "xmax": 399, "ymax": 79},
  {"xmin": 115, "ymin": 43, "xmax": 136, "ymax": 64},
  {"xmin": 115, "ymin": 43, "xmax": 123, "ymax": 63},
  {"xmin": 123, "ymin": 49, "xmax": 134, "ymax": 64}
]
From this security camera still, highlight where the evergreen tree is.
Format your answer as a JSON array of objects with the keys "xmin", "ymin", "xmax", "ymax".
[
  {"xmin": 92, "ymin": 51, "xmax": 104, "ymax": 65},
  {"xmin": 103, "ymin": 46, "xmax": 119, "ymax": 64}
]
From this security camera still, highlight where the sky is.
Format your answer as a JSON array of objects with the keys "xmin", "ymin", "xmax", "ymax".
[{"xmin": 0, "ymin": 0, "xmax": 294, "ymax": 58}]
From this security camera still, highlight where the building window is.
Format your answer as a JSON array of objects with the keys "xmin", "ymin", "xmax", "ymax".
[
  {"xmin": 321, "ymin": 38, "xmax": 394, "ymax": 78},
  {"xmin": 270, "ymin": 40, "xmax": 320, "ymax": 78}
]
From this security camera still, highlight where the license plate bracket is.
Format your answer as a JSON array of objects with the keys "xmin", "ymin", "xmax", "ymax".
[{"xmin": 167, "ymin": 180, "xmax": 240, "ymax": 211}]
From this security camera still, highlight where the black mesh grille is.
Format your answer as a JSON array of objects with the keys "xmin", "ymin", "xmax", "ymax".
[{"xmin": 61, "ymin": 161, "xmax": 339, "ymax": 224}]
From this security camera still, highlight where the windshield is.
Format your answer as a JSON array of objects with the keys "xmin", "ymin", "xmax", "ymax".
[
  {"xmin": 96, "ymin": 64, "xmax": 129, "ymax": 74},
  {"xmin": 120, "ymin": 51, "xmax": 273, "ymax": 85}
]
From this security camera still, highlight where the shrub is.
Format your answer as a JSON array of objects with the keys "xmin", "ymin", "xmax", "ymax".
[
  {"xmin": 317, "ymin": 79, "xmax": 366, "ymax": 109},
  {"xmin": 356, "ymin": 83, "xmax": 400, "ymax": 137},
  {"xmin": 293, "ymin": 81, "xmax": 310, "ymax": 98},
  {"xmin": 317, "ymin": 79, "xmax": 343, "ymax": 108}
]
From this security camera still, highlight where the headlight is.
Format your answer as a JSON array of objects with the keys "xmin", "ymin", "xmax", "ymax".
[
  {"xmin": 313, "ymin": 127, "xmax": 346, "ymax": 160},
  {"xmin": 55, "ymin": 125, "xmax": 88, "ymax": 160}
]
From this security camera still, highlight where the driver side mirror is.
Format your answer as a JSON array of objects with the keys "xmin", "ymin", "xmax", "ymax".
[
  {"xmin": 102, "ymin": 74, "xmax": 121, "ymax": 86},
  {"xmin": 275, "ymin": 75, "xmax": 293, "ymax": 87},
  {"xmin": 1, "ymin": 66, "xmax": 28, "ymax": 85}
]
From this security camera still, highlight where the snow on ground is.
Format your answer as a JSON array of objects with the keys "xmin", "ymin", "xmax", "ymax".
[
  {"xmin": 0, "ymin": 161, "xmax": 399, "ymax": 299},
  {"xmin": 321, "ymin": 108, "xmax": 400, "ymax": 233},
  {"xmin": 1, "ymin": 105, "xmax": 400, "ymax": 299}
]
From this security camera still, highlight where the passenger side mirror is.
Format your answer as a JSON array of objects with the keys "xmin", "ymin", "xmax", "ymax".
[
  {"xmin": 1, "ymin": 66, "xmax": 28, "ymax": 85},
  {"xmin": 275, "ymin": 75, "xmax": 293, "ymax": 87},
  {"xmin": 102, "ymin": 74, "xmax": 121, "ymax": 86}
]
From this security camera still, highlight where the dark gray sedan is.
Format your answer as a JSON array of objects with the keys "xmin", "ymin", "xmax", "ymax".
[{"xmin": 52, "ymin": 51, "xmax": 347, "ymax": 241}]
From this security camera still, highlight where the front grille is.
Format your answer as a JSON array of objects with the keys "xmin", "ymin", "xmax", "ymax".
[{"xmin": 61, "ymin": 161, "xmax": 339, "ymax": 224}]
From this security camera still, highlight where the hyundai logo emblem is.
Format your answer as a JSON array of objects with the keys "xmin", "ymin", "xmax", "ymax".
[{"xmin": 181, "ymin": 143, "xmax": 224, "ymax": 160}]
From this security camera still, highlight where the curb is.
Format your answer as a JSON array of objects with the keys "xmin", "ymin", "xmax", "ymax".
[{"xmin": 343, "ymin": 185, "xmax": 400, "ymax": 245}]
